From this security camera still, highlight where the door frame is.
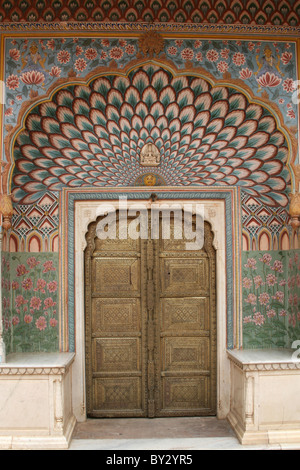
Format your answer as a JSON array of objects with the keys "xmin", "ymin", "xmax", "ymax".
[{"xmin": 64, "ymin": 189, "xmax": 239, "ymax": 422}]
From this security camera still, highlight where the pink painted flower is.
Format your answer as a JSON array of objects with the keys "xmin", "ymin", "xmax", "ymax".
[
  {"xmin": 30, "ymin": 296, "xmax": 42, "ymax": 311},
  {"xmin": 266, "ymin": 273, "xmax": 277, "ymax": 286},
  {"xmin": 267, "ymin": 308, "xmax": 276, "ymax": 318},
  {"xmin": 16, "ymin": 95, "xmax": 22, "ymax": 101},
  {"xmin": 244, "ymin": 258, "xmax": 257, "ymax": 269},
  {"xmin": 245, "ymin": 293, "xmax": 257, "ymax": 305},
  {"xmin": 243, "ymin": 277, "xmax": 252, "ymax": 289},
  {"xmin": 47, "ymin": 39, "xmax": 55, "ymax": 50},
  {"xmin": 217, "ymin": 61, "xmax": 228, "ymax": 73},
  {"xmin": 257, "ymin": 72, "xmax": 282, "ymax": 88},
  {"xmin": 272, "ymin": 291, "xmax": 284, "ymax": 303},
  {"xmin": 75, "ymin": 45, "xmax": 83, "ymax": 56},
  {"xmin": 50, "ymin": 318, "xmax": 58, "ymax": 328},
  {"xmin": 6, "ymin": 74, "xmax": 19, "ymax": 90},
  {"xmin": 5, "ymin": 108, "xmax": 13, "ymax": 116},
  {"xmin": 44, "ymin": 297, "xmax": 56, "ymax": 309},
  {"xmin": 34, "ymin": 278, "xmax": 47, "ymax": 293},
  {"xmin": 253, "ymin": 312, "xmax": 265, "ymax": 326},
  {"xmin": 279, "ymin": 309, "xmax": 287, "ymax": 317},
  {"xmin": 206, "ymin": 49, "xmax": 219, "ymax": 62},
  {"xmin": 259, "ymin": 253, "xmax": 272, "ymax": 265},
  {"xmin": 12, "ymin": 281, "xmax": 19, "ymax": 290},
  {"xmin": 75, "ymin": 58, "xmax": 87, "ymax": 72},
  {"xmin": 20, "ymin": 70, "xmax": 45, "ymax": 85},
  {"xmin": 15, "ymin": 295, "xmax": 27, "ymax": 308},
  {"xmin": 272, "ymin": 260, "xmax": 283, "ymax": 273},
  {"xmin": 100, "ymin": 51, "xmax": 107, "ymax": 60},
  {"xmin": 281, "ymin": 51, "xmax": 292, "ymax": 65},
  {"xmin": 9, "ymin": 48, "xmax": 20, "ymax": 61},
  {"xmin": 287, "ymin": 108, "xmax": 296, "ymax": 119},
  {"xmin": 109, "ymin": 47, "xmax": 123, "ymax": 60},
  {"xmin": 12, "ymin": 316, "xmax": 20, "ymax": 326},
  {"xmin": 101, "ymin": 39, "xmax": 110, "ymax": 47},
  {"xmin": 22, "ymin": 277, "xmax": 33, "ymax": 291},
  {"xmin": 57, "ymin": 50, "xmax": 71, "ymax": 64},
  {"xmin": 282, "ymin": 78, "xmax": 295, "ymax": 93},
  {"xmin": 259, "ymin": 292, "xmax": 270, "ymax": 305},
  {"xmin": 175, "ymin": 39, "xmax": 183, "ymax": 47},
  {"xmin": 50, "ymin": 66, "xmax": 61, "ymax": 78},
  {"xmin": 24, "ymin": 314, "xmax": 33, "ymax": 324},
  {"xmin": 220, "ymin": 48, "xmax": 229, "ymax": 59},
  {"xmin": 27, "ymin": 256, "xmax": 40, "ymax": 268},
  {"xmin": 254, "ymin": 275, "xmax": 264, "ymax": 288},
  {"xmin": 47, "ymin": 281, "xmax": 58, "ymax": 293},
  {"xmin": 125, "ymin": 44, "xmax": 136, "ymax": 55},
  {"xmin": 194, "ymin": 40, "xmax": 202, "ymax": 48},
  {"xmin": 243, "ymin": 315, "xmax": 253, "ymax": 324},
  {"xmin": 248, "ymin": 42, "xmax": 255, "ymax": 51},
  {"xmin": 36, "ymin": 316, "xmax": 47, "ymax": 331},
  {"xmin": 85, "ymin": 48, "xmax": 97, "ymax": 60},
  {"xmin": 181, "ymin": 48, "xmax": 194, "ymax": 61},
  {"xmin": 167, "ymin": 46, "xmax": 178, "ymax": 56},
  {"xmin": 239, "ymin": 68, "xmax": 252, "ymax": 79},
  {"xmin": 43, "ymin": 261, "xmax": 56, "ymax": 273},
  {"xmin": 232, "ymin": 52, "xmax": 246, "ymax": 66},
  {"xmin": 195, "ymin": 52, "xmax": 203, "ymax": 62}
]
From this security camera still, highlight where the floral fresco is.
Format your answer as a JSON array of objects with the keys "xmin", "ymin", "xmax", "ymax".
[
  {"xmin": 242, "ymin": 249, "xmax": 300, "ymax": 349},
  {"xmin": 4, "ymin": 38, "xmax": 298, "ymax": 139},
  {"xmin": 1, "ymin": 252, "xmax": 59, "ymax": 354}
]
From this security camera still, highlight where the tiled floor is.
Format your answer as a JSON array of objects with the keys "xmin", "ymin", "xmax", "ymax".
[{"xmin": 68, "ymin": 418, "xmax": 284, "ymax": 450}]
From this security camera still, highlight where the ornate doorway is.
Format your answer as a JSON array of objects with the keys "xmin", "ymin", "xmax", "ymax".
[{"xmin": 84, "ymin": 211, "xmax": 216, "ymax": 418}]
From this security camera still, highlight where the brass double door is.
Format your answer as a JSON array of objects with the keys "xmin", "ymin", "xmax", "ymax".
[{"xmin": 85, "ymin": 211, "xmax": 216, "ymax": 418}]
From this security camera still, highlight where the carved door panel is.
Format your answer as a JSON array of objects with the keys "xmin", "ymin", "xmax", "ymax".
[
  {"xmin": 155, "ymin": 219, "xmax": 217, "ymax": 416},
  {"xmin": 85, "ymin": 213, "xmax": 216, "ymax": 418},
  {"xmin": 85, "ymin": 217, "xmax": 148, "ymax": 417}
]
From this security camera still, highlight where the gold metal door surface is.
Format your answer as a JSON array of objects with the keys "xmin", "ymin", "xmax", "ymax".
[{"xmin": 85, "ymin": 212, "xmax": 216, "ymax": 418}]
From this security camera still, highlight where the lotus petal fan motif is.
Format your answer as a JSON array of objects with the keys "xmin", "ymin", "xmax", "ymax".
[{"xmin": 12, "ymin": 65, "xmax": 290, "ymax": 206}]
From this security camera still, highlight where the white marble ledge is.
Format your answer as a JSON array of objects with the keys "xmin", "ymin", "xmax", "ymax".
[
  {"xmin": 0, "ymin": 352, "xmax": 75, "ymax": 375},
  {"xmin": 227, "ymin": 348, "xmax": 300, "ymax": 371}
]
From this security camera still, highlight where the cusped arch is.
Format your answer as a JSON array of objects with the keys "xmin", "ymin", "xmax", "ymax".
[{"xmin": 5, "ymin": 59, "xmax": 296, "ymax": 208}]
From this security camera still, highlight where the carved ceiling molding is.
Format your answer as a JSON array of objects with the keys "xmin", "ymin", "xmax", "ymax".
[{"xmin": 0, "ymin": 22, "xmax": 299, "ymax": 37}]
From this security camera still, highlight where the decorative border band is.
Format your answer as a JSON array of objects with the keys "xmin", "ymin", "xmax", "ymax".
[{"xmin": 0, "ymin": 21, "xmax": 299, "ymax": 36}]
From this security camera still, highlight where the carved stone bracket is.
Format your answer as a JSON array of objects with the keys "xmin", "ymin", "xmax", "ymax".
[
  {"xmin": 289, "ymin": 192, "xmax": 300, "ymax": 231},
  {"xmin": 0, "ymin": 194, "xmax": 14, "ymax": 230}
]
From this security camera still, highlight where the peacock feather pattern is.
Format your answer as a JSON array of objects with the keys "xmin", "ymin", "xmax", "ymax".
[{"xmin": 12, "ymin": 65, "xmax": 290, "ymax": 207}]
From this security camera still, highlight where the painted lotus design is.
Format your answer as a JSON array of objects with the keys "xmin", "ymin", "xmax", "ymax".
[
  {"xmin": 256, "ymin": 72, "xmax": 282, "ymax": 88},
  {"xmin": 12, "ymin": 65, "xmax": 290, "ymax": 206},
  {"xmin": 20, "ymin": 70, "xmax": 45, "ymax": 85}
]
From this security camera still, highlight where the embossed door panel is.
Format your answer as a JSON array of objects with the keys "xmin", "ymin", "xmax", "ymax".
[
  {"xmin": 156, "ymin": 219, "xmax": 216, "ymax": 416},
  {"xmin": 160, "ymin": 258, "xmax": 209, "ymax": 297},
  {"xmin": 85, "ymin": 213, "xmax": 216, "ymax": 418},
  {"xmin": 92, "ymin": 257, "xmax": 140, "ymax": 297},
  {"xmin": 85, "ymin": 214, "xmax": 147, "ymax": 417}
]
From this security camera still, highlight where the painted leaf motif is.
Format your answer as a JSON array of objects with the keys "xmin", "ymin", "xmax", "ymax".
[{"xmin": 11, "ymin": 65, "xmax": 290, "ymax": 207}]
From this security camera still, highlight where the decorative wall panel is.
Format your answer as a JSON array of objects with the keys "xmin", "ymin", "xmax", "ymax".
[{"xmin": 0, "ymin": 0, "xmax": 299, "ymax": 26}]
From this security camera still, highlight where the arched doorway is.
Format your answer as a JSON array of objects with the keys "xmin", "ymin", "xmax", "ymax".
[{"xmin": 84, "ymin": 209, "xmax": 216, "ymax": 418}]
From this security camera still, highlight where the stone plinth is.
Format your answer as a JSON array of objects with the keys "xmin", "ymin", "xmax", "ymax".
[
  {"xmin": 227, "ymin": 349, "xmax": 300, "ymax": 447},
  {"xmin": 0, "ymin": 353, "xmax": 76, "ymax": 450}
]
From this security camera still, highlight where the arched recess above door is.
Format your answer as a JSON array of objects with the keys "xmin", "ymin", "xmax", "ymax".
[{"xmin": 5, "ymin": 58, "xmax": 296, "ymax": 208}]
